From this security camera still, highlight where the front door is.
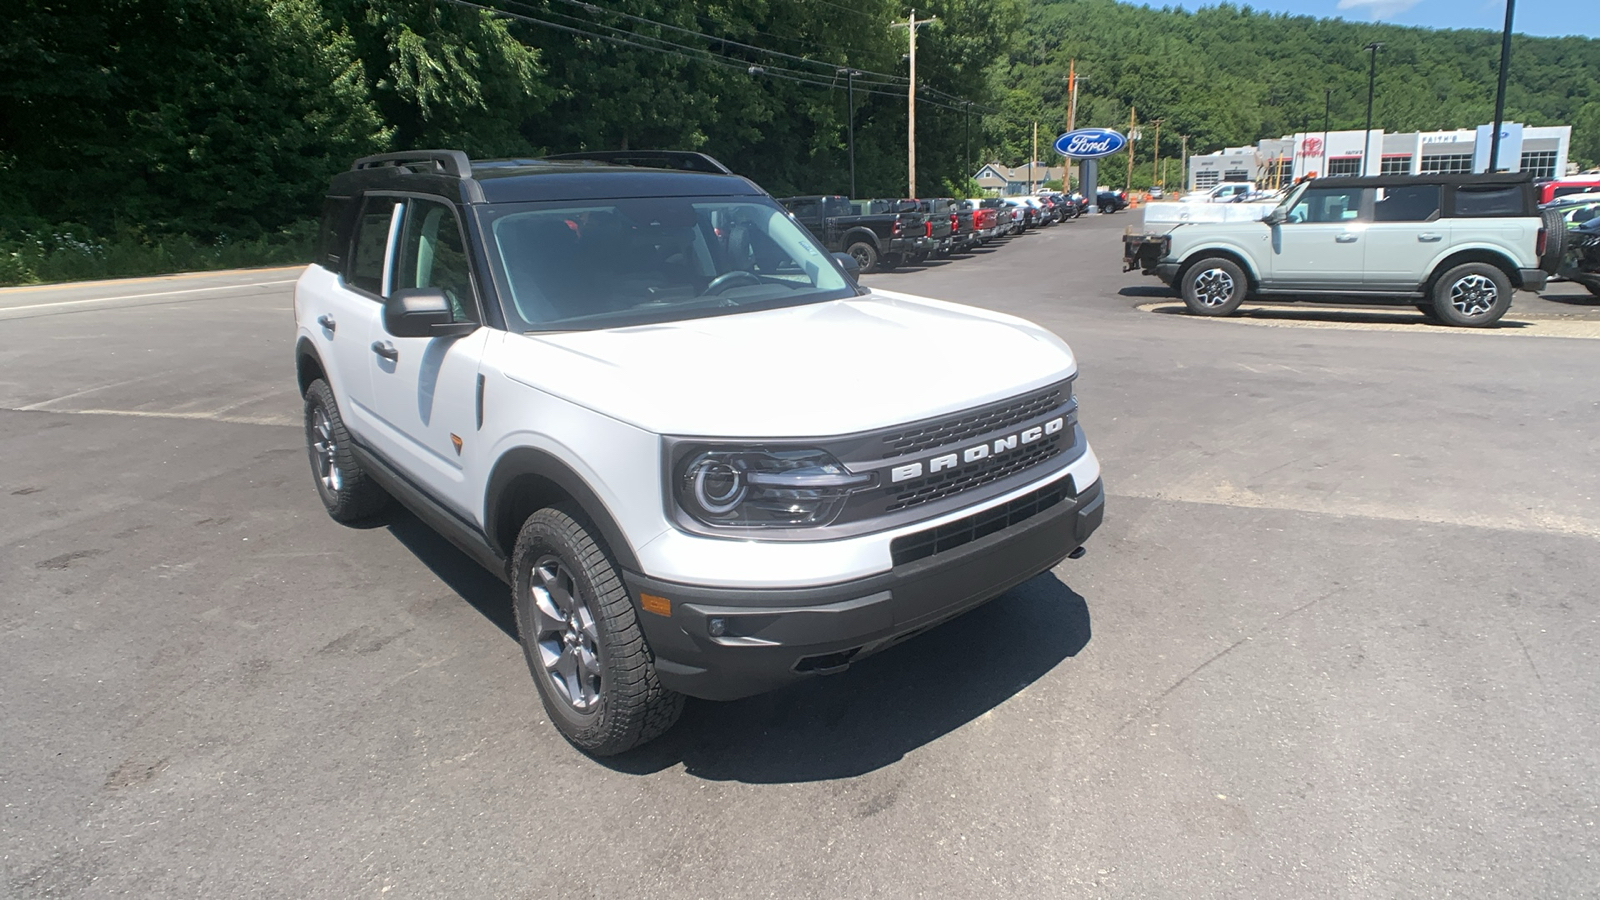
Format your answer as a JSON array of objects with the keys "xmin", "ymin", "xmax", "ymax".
[
  {"xmin": 364, "ymin": 197, "xmax": 491, "ymax": 522},
  {"xmin": 1364, "ymin": 184, "xmax": 1445, "ymax": 291},
  {"xmin": 1266, "ymin": 184, "xmax": 1369, "ymax": 289}
]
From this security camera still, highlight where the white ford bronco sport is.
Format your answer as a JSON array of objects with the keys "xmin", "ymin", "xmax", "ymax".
[
  {"xmin": 294, "ymin": 150, "xmax": 1104, "ymax": 755},
  {"xmin": 1124, "ymin": 171, "xmax": 1564, "ymax": 327}
]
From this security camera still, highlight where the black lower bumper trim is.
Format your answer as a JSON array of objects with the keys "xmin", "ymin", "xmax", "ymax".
[
  {"xmin": 1519, "ymin": 268, "xmax": 1549, "ymax": 291},
  {"xmin": 626, "ymin": 479, "xmax": 1104, "ymax": 701}
]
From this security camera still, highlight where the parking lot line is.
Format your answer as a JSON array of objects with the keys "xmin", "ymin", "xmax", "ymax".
[
  {"xmin": 0, "ymin": 278, "xmax": 299, "ymax": 313},
  {"xmin": 0, "ymin": 265, "xmax": 305, "ymax": 295},
  {"xmin": 8, "ymin": 406, "xmax": 296, "ymax": 427}
]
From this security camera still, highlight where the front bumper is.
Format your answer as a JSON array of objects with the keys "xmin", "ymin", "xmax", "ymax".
[{"xmin": 626, "ymin": 478, "xmax": 1104, "ymax": 701}]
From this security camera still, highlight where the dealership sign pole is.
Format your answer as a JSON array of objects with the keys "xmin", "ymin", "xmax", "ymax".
[{"xmin": 1055, "ymin": 127, "xmax": 1128, "ymax": 215}]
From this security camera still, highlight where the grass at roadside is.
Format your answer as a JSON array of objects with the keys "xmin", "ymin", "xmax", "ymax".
[{"xmin": 0, "ymin": 223, "xmax": 314, "ymax": 286}]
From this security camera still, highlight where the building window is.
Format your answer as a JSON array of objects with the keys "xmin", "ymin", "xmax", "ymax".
[
  {"xmin": 1421, "ymin": 153, "xmax": 1473, "ymax": 174},
  {"xmin": 1380, "ymin": 155, "xmax": 1413, "ymax": 176},
  {"xmin": 1326, "ymin": 156, "xmax": 1363, "ymax": 177},
  {"xmin": 1194, "ymin": 170, "xmax": 1220, "ymax": 189},
  {"xmin": 1265, "ymin": 158, "xmax": 1292, "ymax": 187},
  {"xmin": 1223, "ymin": 169, "xmax": 1251, "ymax": 183},
  {"xmin": 1520, "ymin": 150, "xmax": 1558, "ymax": 179}
]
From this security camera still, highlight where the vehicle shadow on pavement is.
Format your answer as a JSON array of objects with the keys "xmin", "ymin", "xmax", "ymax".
[
  {"xmin": 605, "ymin": 573, "xmax": 1092, "ymax": 783},
  {"xmin": 386, "ymin": 510, "xmax": 518, "ymax": 639},
  {"xmin": 1144, "ymin": 302, "xmax": 1538, "ymax": 329},
  {"xmin": 1117, "ymin": 285, "xmax": 1173, "ymax": 299}
]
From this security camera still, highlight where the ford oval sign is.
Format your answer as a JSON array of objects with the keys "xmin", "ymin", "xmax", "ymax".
[{"xmin": 1054, "ymin": 128, "xmax": 1127, "ymax": 159}]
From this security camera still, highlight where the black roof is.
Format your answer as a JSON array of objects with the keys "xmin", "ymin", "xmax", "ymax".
[
  {"xmin": 1303, "ymin": 171, "xmax": 1534, "ymax": 190},
  {"xmin": 328, "ymin": 149, "xmax": 765, "ymax": 204}
]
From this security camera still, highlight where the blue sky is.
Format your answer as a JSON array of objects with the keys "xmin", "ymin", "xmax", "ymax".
[{"xmin": 1152, "ymin": 0, "xmax": 1597, "ymax": 38}]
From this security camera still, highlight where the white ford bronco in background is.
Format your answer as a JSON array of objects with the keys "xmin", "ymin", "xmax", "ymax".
[
  {"xmin": 1124, "ymin": 171, "xmax": 1564, "ymax": 327},
  {"xmin": 294, "ymin": 150, "xmax": 1104, "ymax": 755}
]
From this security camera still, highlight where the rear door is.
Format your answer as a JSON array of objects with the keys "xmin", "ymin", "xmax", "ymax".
[
  {"xmin": 363, "ymin": 197, "xmax": 492, "ymax": 520},
  {"xmin": 1363, "ymin": 183, "xmax": 1444, "ymax": 290},
  {"xmin": 1266, "ymin": 184, "xmax": 1369, "ymax": 289}
]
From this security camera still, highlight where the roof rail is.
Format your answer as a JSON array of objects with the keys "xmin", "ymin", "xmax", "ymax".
[
  {"xmin": 540, "ymin": 150, "xmax": 735, "ymax": 176},
  {"xmin": 351, "ymin": 150, "xmax": 472, "ymax": 178}
]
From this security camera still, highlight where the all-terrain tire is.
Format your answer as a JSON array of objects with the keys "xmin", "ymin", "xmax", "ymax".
[
  {"xmin": 845, "ymin": 240, "xmax": 878, "ymax": 273},
  {"xmin": 303, "ymin": 379, "xmax": 390, "ymax": 523},
  {"xmin": 511, "ymin": 505, "xmax": 683, "ymax": 756},
  {"xmin": 1540, "ymin": 208, "xmax": 1568, "ymax": 275},
  {"xmin": 1430, "ymin": 262, "xmax": 1512, "ymax": 327},
  {"xmin": 1180, "ymin": 257, "xmax": 1248, "ymax": 316}
]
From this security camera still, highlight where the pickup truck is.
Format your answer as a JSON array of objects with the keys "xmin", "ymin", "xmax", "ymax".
[
  {"xmin": 912, "ymin": 198, "xmax": 964, "ymax": 255},
  {"xmin": 962, "ymin": 201, "xmax": 1003, "ymax": 243},
  {"xmin": 778, "ymin": 195, "xmax": 922, "ymax": 272}
]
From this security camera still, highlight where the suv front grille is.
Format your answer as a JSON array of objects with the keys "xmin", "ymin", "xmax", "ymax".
[
  {"xmin": 890, "ymin": 475, "xmax": 1076, "ymax": 566},
  {"xmin": 881, "ymin": 384, "xmax": 1064, "ymax": 458},
  {"xmin": 885, "ymin": 432, "xmax": 1066, "ymax": 512}
]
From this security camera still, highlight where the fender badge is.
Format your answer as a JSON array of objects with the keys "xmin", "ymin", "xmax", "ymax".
[{"xmin": 449, "ymin": 434, "xmax": 463, "ymax": 455}]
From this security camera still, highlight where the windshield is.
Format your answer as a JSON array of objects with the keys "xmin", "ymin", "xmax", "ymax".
[
  {"xmin": 478, "ymin": 197, "xmax": 858, "ymax": 331},
  {"xmin": 1274, "ymin": 181, "xmax": 1310, "ymax": 217}
]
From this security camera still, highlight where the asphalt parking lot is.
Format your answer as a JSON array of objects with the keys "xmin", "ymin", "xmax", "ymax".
[{"xmin": 4, "ymin": 215, "xmax": 1598, "ymax": 898}]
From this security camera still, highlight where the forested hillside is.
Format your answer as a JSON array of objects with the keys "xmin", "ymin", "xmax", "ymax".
[
  {"xmin": 1, "ymin": 0, "xmax": 1596, "ymax": 283},
  {"xmin": 997, "ymin": 0, "xmax": 1600, "ymax": 182}
]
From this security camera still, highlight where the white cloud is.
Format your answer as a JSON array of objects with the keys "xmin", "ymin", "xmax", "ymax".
[{"xmin": 1336, "ymin": 0, "xmax": 1424, "ymax": 19}]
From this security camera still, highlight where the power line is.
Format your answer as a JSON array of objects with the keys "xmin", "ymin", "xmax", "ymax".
[{"xmin": 456, "ymin": 0, "xmax": 994, "ymax": 115}]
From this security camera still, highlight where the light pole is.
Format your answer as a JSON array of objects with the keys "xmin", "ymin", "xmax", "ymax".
[
  {"xmin": 1363, "ymin": 41, "xmax": 1383, "ymax": 175},
  {"xmin": 1321, "ymin": 87, "xmax": 1331, "ymax": 177},
  {"xmin": 1488, "ymin": 0, "xmax": 1516, "ymax": 171}
]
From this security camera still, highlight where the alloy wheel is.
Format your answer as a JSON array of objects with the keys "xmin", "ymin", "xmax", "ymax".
[
  {"xmin": 311, "ymin": 404, "xmax": 342, "ymax": 493},
  {"xmin": 529, "ymin": 555, "xmax": 603, "ymax": 712},
  {"xmin": 1193, "ymin": 268, "xmax": 1236, "ymax": 307},
  {"xmin": 1449, "ymin": 274, "xmax": 1499, "ymax": 317}
]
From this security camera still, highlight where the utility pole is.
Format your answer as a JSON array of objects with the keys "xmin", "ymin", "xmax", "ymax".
[
  {"xmin": 1126, "ymin": 105, "xmax": 1137, "ymax": 191},
  {"xmin": 1488, "ymin": 0, "xmax": 1516, "ymax": 172},
  {"xmin": 892, "ymin": 10, "xmax": 937, "ymax": 198},
  {"xmin": 1180, "ymin": 134, "xmax": 1188, "ymax": 191},
  {"xmin": 839, "ymin": 68, "xmax": 860, "ymax": 197},
  {"xmin": 1363, "ymin": 41, "xmax": 1383, "ymax": 176},
  {"xmin": 1151, "ymin": 118, "xmax": 1162, "ymax": 190},
  {"xmin": 1030, "ymin": 121, "xmax": 1038, "ymax": 193},
  {"xmin": 1321, "ymin": 87, "xmax": 1331, "ymax": 178},
  {"xmin": 1065, "ymin": 60, "xmax": 1076, "ymax": 131},
  {"xmin": 963, "ymin": 101, "xmax": 972, "ymax": 186}
]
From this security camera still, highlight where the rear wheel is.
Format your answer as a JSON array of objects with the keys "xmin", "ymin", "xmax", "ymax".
[
  {"xmin": 303, "ymin": 379, "xmax": 389, "ymax": 522},
  {"xmin": 1181, "ymin": 258, "xmax": 1248, "ymax": 316},
  {"xmin": 845, "ymin": 240, "xmax": 878, "ymax": 273},
  {"xmin": 511, "ymin": 506, "xmax": 683, "ymax": 756},
  {"xmin": 1430, "ymin": 262, "xmax": 1512, "ymax": 327}
]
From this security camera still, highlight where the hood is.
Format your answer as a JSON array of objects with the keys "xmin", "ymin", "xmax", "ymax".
[{"xmin": 497, "ymin": 289, "xmax": 1076, "ymax": 437}]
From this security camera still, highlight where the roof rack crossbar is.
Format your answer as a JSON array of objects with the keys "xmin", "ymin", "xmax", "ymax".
[
  {"xmin": 540, "ymin": 150, "xmax": 734, "ymax": 176},
  {"xmin": 351, "ymin": 150, "xmax": 472, "ymax": 178}
]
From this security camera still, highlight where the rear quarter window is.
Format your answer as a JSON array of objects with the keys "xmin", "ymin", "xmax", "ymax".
[{"xmin": 1451, "ymin": 185, "xmax": 1525, "ymax": 217}]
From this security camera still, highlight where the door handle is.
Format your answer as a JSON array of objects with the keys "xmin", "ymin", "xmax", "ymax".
[
  {"xmin": 1335, "ymin": 233, "xmax": 1359, "ymax": 243},
  {"xmin": 370, "ymin": 341, "xmax": 399, "ymax": 361},
  {"xmin": 1417, "ymin": 232, "xmax": 1442, "ymax": 242},
  {"xmin": 316, "ymin": 314, "xmax": 336, "ymax": 333}
]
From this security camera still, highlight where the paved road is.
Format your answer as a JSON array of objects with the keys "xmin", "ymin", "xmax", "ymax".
[{"xmin": 4, "ymin": 223, "xmax": 1597, "ymax": 898}]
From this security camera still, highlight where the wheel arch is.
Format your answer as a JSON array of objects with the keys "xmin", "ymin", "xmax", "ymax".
[
  {"xmin": 840, "ymin": 227, "xmax": 881, "ymax": 250},
  {"xmin": 295, "ymin": 337, "xmax": 327, "ymax": 396},
  {"xmin": 485, "ymin": 447, "xmax": 641, "ymax": 573},
  {"xmin": 1424, "ymin": 248, "xmax": 1522, "ymax": 292}
]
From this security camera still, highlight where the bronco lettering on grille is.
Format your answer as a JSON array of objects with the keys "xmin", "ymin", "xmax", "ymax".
[{"xmin": 889, "ymin": 416, "xmax": 1065, "ymax": 483}]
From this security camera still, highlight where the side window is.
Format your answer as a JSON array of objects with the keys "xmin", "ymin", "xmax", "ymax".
[
  {"xmin": 1373, "ymin": 185, "xmax": 1442, "ymax": 223},
  {"xmin": 1286, "ymin": 187, "xmax": 1364, "ymax": 224},
  {"xmin": 394, "ymin": 199, "xmax": 478, "ymax": 323},
  {"xmin": 1453, "ymin": 186, "xmax": 1523, "ymax": 217},
  {"xmin": 785, "ymin": 198, "xmax": 820, "ymax": 219},
  {"xmin": 348, "ymin": 196, "xmax": 400, "ymax": 295}
]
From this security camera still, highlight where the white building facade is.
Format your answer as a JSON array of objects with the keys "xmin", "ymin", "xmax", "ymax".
[{"xmin": 1187, "ymin": 124, "xmax": 1571, "ymax": 191}]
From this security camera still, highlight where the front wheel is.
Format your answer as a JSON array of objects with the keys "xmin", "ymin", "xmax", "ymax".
[
  {"xmin": 1181, "ymin": 258, "xmax": 1248, "ymax": 316},
  {"xmin": 1430, "ymin": 262, "xmax": 1511, "ymax": 327},
  {"xmin": 511, "ymin": 506, "xmax": 683, "ymax": 756}
]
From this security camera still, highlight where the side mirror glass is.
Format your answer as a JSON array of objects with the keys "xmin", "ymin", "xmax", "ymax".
[
  {"xmin": 1264, "ymin": 209, "xmax": 1286, "ymax": 226},
  {"xmin": 384, "ymin": 288, "xmax": 469, "ymax": 338},
  {"xmin": 833, "ymin": 251, "xmax": 862, "ymax": 277}
]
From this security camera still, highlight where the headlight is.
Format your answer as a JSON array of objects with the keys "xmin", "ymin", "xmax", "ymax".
[{"xmin": 676, "ymin": 447, "xmax": 873, "ymax": 529}]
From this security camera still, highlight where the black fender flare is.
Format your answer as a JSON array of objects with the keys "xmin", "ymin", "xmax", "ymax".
[
  {"xmin": 295, "ymin": 336, "xmax": 327, "ymax": 396},
  {"xmin": 839, "ymin": 227, "xmax": 881, "ymax": 251},
  {"xmin": 484, "ymin": 447, "xmax": 642, "ymax": 573}
]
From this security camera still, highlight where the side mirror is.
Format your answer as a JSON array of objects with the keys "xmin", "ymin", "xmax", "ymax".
[
  {"xmin": 383, "ymin": 288, "xmax": 474, "ymax": 338},
  {"xmin": 833, "ymin": 251, "xmax": 862, "ymax": 277},
  {"xmin": 1263, "ymin": 209, "xmax": 1286, "ymax": 226}
]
